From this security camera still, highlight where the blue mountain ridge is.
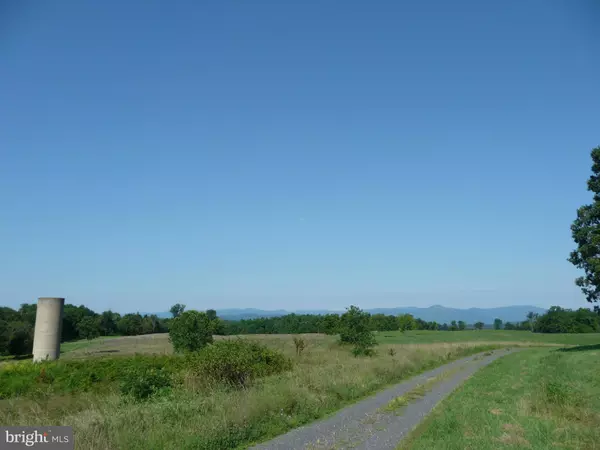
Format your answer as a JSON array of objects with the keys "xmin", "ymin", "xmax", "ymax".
[{"xmin": 141, "ymin": 305, "xmax": 547, "ymax": 324}]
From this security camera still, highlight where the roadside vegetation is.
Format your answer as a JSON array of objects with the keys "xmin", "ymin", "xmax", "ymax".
[
  {"xmin": 2, "ymin": 316, "xmax": 523, "ymax": 450},
  {"xmin": 399, "ymin": 345, "xmax": 600, "ymax": 450}
]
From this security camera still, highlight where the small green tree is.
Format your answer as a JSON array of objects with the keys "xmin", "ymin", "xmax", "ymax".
[
  {"xmin": 493, "ymin": 318, "xmax": 503, "ymax": 330},
  {"xmin": 474, "ymin": 321, "xmax": 484, "ymax": 330},
  {"xmin": 169, "ymin": 310, "xmax": 213, "ymax": 352},
  {"xmin": 569, "ymin": 146, "xmax": 600, "ymax": 305},
  {"xmin": 169, "ymin": 303, "xmax": 186, "ymax": 318},
  {"xmin": 339, "ymin": 305, "xmax": 377, "ymax": 356},
  {"xmin": 526, "ymin": 311, "xmax": 538, "ymax": 331},
  {"xmin": 397, "ymin": 314, "xmax": 416, "ymax": 332},
  {"xmin": 450, "ymin": 320, "xmax": 458, "ymax": 331},
  {"xmin": 458, "ymin": 320, "xmax": 466, "ymax": 331}
]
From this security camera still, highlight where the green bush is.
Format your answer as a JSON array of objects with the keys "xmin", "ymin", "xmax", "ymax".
[
  {"xmin": 189, "ymin": 339, "xmax": 292, "ymax": 387},
  {"xmin": 0, "ymin": 354, "xmax": 178, "ymax": 399},
  {"xmin": 338, "ymin": 306, "xmax": 378, "ymax": 358},
  {"xmin": 169, "ymin": 310, "xmax": 214, "ymax": 353},
  {"xmin": 120, "ymin": 367, "xmax": 172, "ymax": 401}
]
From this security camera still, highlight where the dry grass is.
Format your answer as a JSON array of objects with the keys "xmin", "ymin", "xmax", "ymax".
[{"xmin": 2, "ymin": 334, "xmax": 509, "ymax": 450}]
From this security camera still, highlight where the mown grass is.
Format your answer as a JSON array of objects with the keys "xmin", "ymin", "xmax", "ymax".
[
  {"xmin": 2, "ymin": 335, "xmax": 516, "ymax": 450},
  {"xmin": 378, "ymin": 329, "xmax": 600, "ymax": 346},
  {"xmin": 399, "ymin": 345, "xmax": 600, "ymax": 450}
]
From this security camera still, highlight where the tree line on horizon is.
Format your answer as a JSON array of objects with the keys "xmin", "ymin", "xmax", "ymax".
[{"xmin": 1, "ymin": 301, "xmax": 598, "ymax": 358}]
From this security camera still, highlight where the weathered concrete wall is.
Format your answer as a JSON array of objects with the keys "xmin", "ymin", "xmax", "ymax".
[{"xmin": 32, "ymin": 297, "xmax": 65, "ymax": 362}]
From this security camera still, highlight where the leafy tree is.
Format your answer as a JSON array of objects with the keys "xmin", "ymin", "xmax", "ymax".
[
  {"xmin": 458, "ymin": 320, "xmax": 466, "ymax": 331},
  {"xmin": 569, "ymin": 146, "xmax": 600, "ymax": 305},
  {"xmin": 450, "ymin": 320, "xmax": 458, "ymax": 331},
  {"xmin": 504, "ymin": 321, "xmax": 516, "ymax": 330},
  {"xmin": 534, "ymin": 306, "xmax": 599, "ymax": 333},
  {"xmin": 526, "ymin": 311, "xmax": 538, "ymax": 332},
  {"xmin": 169, "ymin": 310, "xmax": 214, "ymax": 352},
  {"xmin": 77, "ymin": 316, "xmax": 102, "ymax": 340},
  {"xmin": 397, "ymin": 314, "xmax": 416, "ymax": 332},
  {"xmin": 206, "ymin": 309, "xmax": 217, "ymax": 321},
  {"xmin": 0, "ymin": 319, "xmax": 9, "ymax": 355},
  {"xmin": 99, "ymin": 310, "xmax": 119, "ymax": 335},
  {"xmin": 339, "ymin": 305, "xmax": 377, "ymax": 356},
  {"xmin": 7, "ymin": 322, "xmax": 33, "ymax": 356},
  {"xmin": 493, "ymin": 318, "xmax": 503, "ymax": 330},
  {"xmin": 118, "ymin": 313, "xmax": 144, "ymax": 336},
  {"xmin": 440, "ymin": 323, "xmax": 449, "ymax": 331},
  {"xmin": 322, "ymin": 314, "xmax": 341, "ymax": 335},
  {"xmin": 169, "ymin": 303, "xmax": 186, "ymax": 318},
  {"xmin": 474, "ymin": 321, "xmax": 484, "ymax": 330}
]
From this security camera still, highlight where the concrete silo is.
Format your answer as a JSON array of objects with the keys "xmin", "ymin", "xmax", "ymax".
[{"xmin": 32, "ymin": 297, "xmax": 65, "ymax": 362}]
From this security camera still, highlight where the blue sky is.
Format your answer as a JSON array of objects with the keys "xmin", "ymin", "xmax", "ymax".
[{"xmin": 1, "ymin": 0, "xmax": 599, "ymax": 313}]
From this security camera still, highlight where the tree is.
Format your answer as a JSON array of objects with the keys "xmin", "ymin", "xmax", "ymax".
[
  {"xmin": 169, "ymin": 310, "xmax": 214, "ymax": 352},
  {"xmin": 474, "ymin": 321, "xmax": 484, "ymax": 330},
  {"xmin": 339, "ymin": 305, "xmax": 377, "ymax": 356},
  {"xmin": 99, "ymin": 310, "xmax": 119, "ymax": 336},
  {"xmin": 397, "ymin": 314, "xmax": 416, "ymax": 332},
  {"xmin": 76, "ymin": 316, "xmax": 102, "ymax": 340},
  {"xmin": 569, "ymin": 146, "xmax": 600, "ymax": 305},
  {"xmin": 458, "ymin": 320, "xmax": 466, "ymax": 331},
  {"xmin": 7, "ymin": 322, "xmax": 33, "ymax": 356},
  {"xmin": 493, "ymin": 318, "xmax": 503, "ymax": 330},
  {"xmin": 526, "ymin": 311, "xmax": 538, "ymax": 332},
  {"xmin": 450, "ymin": 320, "xmax": 458, "ymax": 331},
  {"xmin": 170, "ymin": 303, "xmax": 186, "ymax": 318},
  {"xmin": 206, "ymin": 309, "xmax": 217, "ymax": 321}
]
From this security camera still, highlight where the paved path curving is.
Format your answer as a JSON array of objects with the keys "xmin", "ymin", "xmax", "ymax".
[{"xmin": 249, "ymin": 348, "xmax": 520, "ymax": 450}]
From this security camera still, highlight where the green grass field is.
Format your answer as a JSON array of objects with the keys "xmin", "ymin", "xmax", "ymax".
[
  {"xmin": 377, "ymin": 329, "xmax": 600, "ymax": 346},
  {"xmin": 399, "ymin": 344, "xmax": 600, "ymax": 450}
]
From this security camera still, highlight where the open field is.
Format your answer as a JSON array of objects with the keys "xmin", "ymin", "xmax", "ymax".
[
  {"xmin": 0, "ymin": 333, "xmax": 546, "ymax": 450},
  {"xmin": 55, "ymin": 329, "xmax": 600, "ymax": 359},
  {"xmin": 398, "ymin": 345, "xmax": 600, "ymax": 450},
  {"xmin": 377, "ymin": 329, "xmax": 600, "ymax": 346}
]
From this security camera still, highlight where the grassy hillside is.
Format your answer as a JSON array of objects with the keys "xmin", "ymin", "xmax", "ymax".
[{"xmin": 399, "ymin": 345, "xmax": 600, "ymax": 450}]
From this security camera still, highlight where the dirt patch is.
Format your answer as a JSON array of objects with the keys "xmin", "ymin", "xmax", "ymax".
[
  {"xmin": 502, "ymin": 423, "xmax": 525, "ymax": 434},
  {"xmin": 489, "ymin": 408, "xmax": 503, "ymax": 415},
  {"xmin": 495, "ymin": 432, "xmax": 531, "ymax": 447}
]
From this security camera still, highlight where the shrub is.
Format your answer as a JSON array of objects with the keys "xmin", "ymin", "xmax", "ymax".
[
  {"xmin": 190, "ymin": 339, "xmax": 292, "ymax": 387},
  {"xmin": 120, "ymin": 367, "xmax": 172, "ymax": 401},
  {"xmin": 169, "ymin": 310, "xmax": 214, "ymax": 353},
  {"xmin": 293, "ymin": 336, "xmax": 306, "ymax": 356},
  {"xmin": 387, "ymin": 348, "xmax": 397, "ymax": 357}
]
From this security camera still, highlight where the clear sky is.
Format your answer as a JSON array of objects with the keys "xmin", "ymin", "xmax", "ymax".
[{"xmin": 1, "ymin": 1, "xmax": 599, "ymax": 314}]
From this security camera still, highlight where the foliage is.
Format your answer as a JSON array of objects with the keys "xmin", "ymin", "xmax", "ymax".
[
  {"xmin": 187, "ymin": 339, "xmax": 292, "ymax": 387},
  {"xmin": 120, "ymin": 367, "xmax": 172, "ymax": 401},
  {"xmin": 450, "ymin": 320, "xmax": 458, "ymax": 331},
  {"xmin": 458, "ymin": 320, "xmax": 466, "ymax": 331},
  {"xmin": 397, "ymin": 314, "xmax": 416, "ymax": 332},
  {"xmin": 170, "ymin": 303, "xmax": 186, "ymax": 318},
  {"xmin": 76, "ymin": 316, "xmax": 102, "ymax": 340},
  {"xmin": 169, "ymin": 310, "xmax": 214, "ymax": 353},
  {"xmin": 7, "ymin": 322, "xmax": 33, "ymax": 356},
  {"xmin": 338, "ymin": 306, "xmax": 378, "ymax": 357},
  {"xmin": 533, "ymin": 306, "xmax": 600, "ymax": 333},
  {"xmin": 569, "ymin": 146, "xmax": 600, "ymax": 304},
  {"xmin": 293, "ymin": 336, "xmax": 306, "ymax": 356},
  {"xmin": 474, "ymin": 321, "xmax": 484, "ymax": 330},
  {"xmin": 493, "ymin": 318, "xmax": 503, "ymax": 330}
]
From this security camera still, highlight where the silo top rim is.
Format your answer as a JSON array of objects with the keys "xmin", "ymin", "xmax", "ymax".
[{"xmin": 38, "ymin": 297, "xmax": 65, "ymax": 301}]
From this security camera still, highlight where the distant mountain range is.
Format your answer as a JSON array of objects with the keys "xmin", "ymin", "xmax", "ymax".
[{"xmin": 144, "ymin": 305, "xmax": 547, "ymax": 324}]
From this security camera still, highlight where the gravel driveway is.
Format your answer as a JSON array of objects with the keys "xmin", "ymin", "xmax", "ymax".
[{"xmin": 248, "ymin": 348, "xmax": 519, "ymax": 450}]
